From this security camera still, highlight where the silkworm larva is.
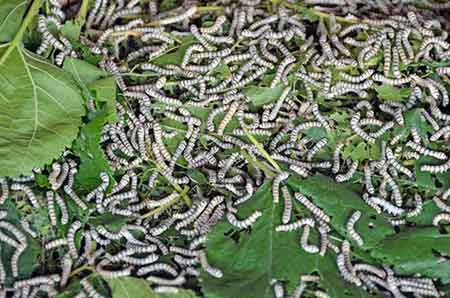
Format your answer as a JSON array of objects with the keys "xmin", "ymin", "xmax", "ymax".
[
  {"xmin": 300, "ymin": 225, "xmax": 319, "ymax": 254},
  {"xmin": 432, "ymin": 213, "xmax": 450, "ymax": 226},
  {"xmin": 335, "ymin": 160, "xmax": 358, "ymax": 183},
  {"xmin": 272, "ymin": 172, "xmax": 289, "ymax": 204},
  {"xmin": 276, "ymin": 218, "xmax": 315, "ymax": 232},
  {"xmin": 346, "ymin": 211, "xmax": 364, "ymax": 246},
  {"xmin": 226, "ymin": 210, "xmax": 262, "ymax": 229},
  {"xmin": 281, "ymin": 186, "xmax": 292, "ymax": 224},
  {"xmin": 270, "ymin": 279, "xmax": 284, "ymax": 298},
  {"xmin": 198, "ymin": 250, "xmax": 223, "ymax": 278}
]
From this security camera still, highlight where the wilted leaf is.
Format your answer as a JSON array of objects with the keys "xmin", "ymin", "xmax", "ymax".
[
  {"xmin": 0, "ymin": 46, "xmax": 84, "ymax": 177},
  {"xmin": 0, "ymin": 0, "xmax": 28, "ymax": 43},
  {"xmin": 371, "ymin": 227, "xmax": 450, "ymax": 284}
]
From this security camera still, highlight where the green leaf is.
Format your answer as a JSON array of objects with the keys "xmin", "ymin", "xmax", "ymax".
[
  {"xmin": 105, "ymin": 277, "xmax": 199, "ymax": 298},
  {"xmin": 244, "ymin": 85, "xmax": 285, "ymax": 107},
  {"xmin": 72, "ymin": 111, "xmax": 112, "ymax": 193},
  {"xmin": 64, "ymin": 57, "xmax": 117, "ymax": 122},
  {"xmin": 87, "ymin": 77, "xmax": 117, "ymax": 122},
  {"xmin": 88, "ymin": 212, "xmax": 129, "ymax": 232},
  {"xmin": 287, "ymin": 175, "xmax": 394, "ymax": 248},
  {"xmin": 375, "ymin": 85, "xmax": 411, "ymax": 101},
  {"xmin": 202, "ymin": 183, "xmax": 322, "ymax": 298},
  {"xmin": 404, "ymin": 108, "xmax": 432, "ymax": 137},
  {"xmin": 60, "ymin": 20, "xmax": 82, "ymax": 43},
  {"xmin": 107, "ymin": 277, "xmax": 156, "ymax": 298},
  {"xmin": 153, "ymin": 37, "xmax": 196, "ymax": 66},
  {"xmin": 64, "ymin": 57, "xmax": 109, "ymax": 83},
  {"xmin": 371, "ymin": 227, "xmax": 450, "ymax": 284},
  {"xmin": 0, "ymin": 46, "xmax": 84, "ymax": 177},
  {"xmin": 159, "ymin": 0, "xmax": 177, "ymax": 12},
  {"xmin": 342, "ymin": 138, "xmax": 381, "ymax": 162},
  {"xmin": 0, "ymin": 0, "xmax": 28, "ymax": 43},
  {"xmin": 35, "ymin": 172, "xmax": 50, "ymax": 188}
]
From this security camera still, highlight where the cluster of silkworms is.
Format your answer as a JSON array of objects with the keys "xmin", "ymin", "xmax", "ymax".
[
  {"xmin": 271, "ymin": 275, "xmax": 329, "ymax": 298},
  {"xmin": 336, "ymin": 240, "xmax": 442, "ymax": 297},
  {"xmin": 6, "ymin": 0, "xmax": 449, "ymax": 297}
]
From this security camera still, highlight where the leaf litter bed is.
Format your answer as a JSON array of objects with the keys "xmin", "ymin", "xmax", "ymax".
[{"xmin": 1, "ymin": 0, "xmax": 450, "ymax": 297}]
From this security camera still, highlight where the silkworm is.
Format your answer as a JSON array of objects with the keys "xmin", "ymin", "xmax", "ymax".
[
  {"xmin": 336, "ymin": 160, "xmax": 358, "ymax": 183},
  {"xmin": 44, "ymin": 238, "xmax": 67, "ymax": 250},
  {"xmin": 406, "ymin": 141, "xmax": 447, "ymax": 160},
  {"xmin": 386, "ymin": 147, "xmax": 413, "ymax": 178},
  {"xmin": 346, "ymin": 211, "xmax": 363, "ymax": 246},
  {"xmin": 336, "ymin": 241, "xmax": 361, "ymax": 286},
  {"xmin": 226, "ymin": 210, "xmax": 262, "ymax": 229},
  {"xmin": 367, "ymin": 196, "xmax": 404, "ymax": 216},
  {"xmin": 68, "ymin": 221, "xmax": 82, "ymax": 259},
  {"xmin": 350, "ymin": 113, "xmax": 375, "ymax": 144},
  {"xmin": 300, "ymin": 225, "xmax": 319, "ymax": 254},
  {"xmin": 432, "ymin": 213, "xmax": 450, "ymax": 226},
  {"xmin": 276, "ymin": 217, "xmax": 315, "ymax": 232},
  {"xmin": 60, "ymin": 255, "xmax": 72, "ymax": 287},
  {"xmin": 64, "ymin": 186, "xmax": 88, "ymax": 210},
  {"xmin": 11, "ymin": 244, "xmax": 26, "ymax": 277},
  {"xmin": 281, "ymin": 186, "xmax": 293, "ymax": 224},
  {"xmin": 306, "ymin": 138, "xmax": 328, "ymax": 161},
  {"xmin": 217, "ymin": 101, "xmax": 240, "ymax": 136},
  {"xmin": 11, "ymin": 184, "xmax": 39, "ymax": 208},
  {"xmin": 198, "ymin": 250, "xmax": 222, "ymax": 278},
  {"xmin": 146, "ymin": 274, "xmax": 186, "ymax": 286},
  {"xmin": 272, "ymin": 172, "xmax": 289, "ymax": 204},
  {"xmin": 46, "ymin": 191, "xmax": 57, "ymax": 226},
  {"xmin": 270, "ymin": 279, "xmax": 284, "ymax": 298}
]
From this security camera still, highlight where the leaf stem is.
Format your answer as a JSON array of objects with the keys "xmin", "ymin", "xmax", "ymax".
[
  {"xmin": 243, "ymin": 127, "xmax": 282, "ymax": 172},
  {"xmin": 0, "ymin": 0, "xmax": 44, "ymax": 64},
  {"xmin": 77, "ymin": 0, "xmax": 90, "ymax": 26},
  {"xmin": 140, "ymin": 186, "xmax": 190, "ymax": 219},
  {"xmin": 69, "ymin": 264, "xmax": 95, "ymax": 277}
]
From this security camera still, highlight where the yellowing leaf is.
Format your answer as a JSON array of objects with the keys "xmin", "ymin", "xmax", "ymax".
[{"xmin": 0, "ymin": 46, "xmax": 84, "ymax": 176}]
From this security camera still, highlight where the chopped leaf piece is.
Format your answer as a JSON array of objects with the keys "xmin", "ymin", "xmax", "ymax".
[{"xmin": 375, "ymin": 85, "xmax": 411, "ymax": 101}]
